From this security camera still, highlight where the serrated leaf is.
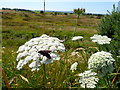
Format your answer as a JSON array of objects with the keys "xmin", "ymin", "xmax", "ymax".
[{"xmin": 20, "ymin": 75, "xmax": 29, "ymax": 84}]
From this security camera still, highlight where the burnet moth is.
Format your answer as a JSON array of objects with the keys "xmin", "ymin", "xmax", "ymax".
[{"xmin": 35, "ymin": 47, "xmax": 51, "ymax": 59}]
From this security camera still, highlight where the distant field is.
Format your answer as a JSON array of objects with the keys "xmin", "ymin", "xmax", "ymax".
[
  {"xmin": 2, "ymin": 10, "xmax": 102, "ymax": 88},
  {"xmin": 2, "ymin": 10, "xmax": 101, "ymax": 47}
]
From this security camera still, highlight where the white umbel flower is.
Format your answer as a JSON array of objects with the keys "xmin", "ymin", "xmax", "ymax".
[
  {"xmin": 72, "ymin": 36, "xmax": 83, "ymax": 41},
  {"xmin": 90, "ymin": 34, "xmax": 111, "ymax": 45},
  {"xmin": 78, "ymin": 70, "xmax": 99, "ymax": 88},
  {"xmin": 70, "ymin": 62, "xmax": 78, "ymax": 72},
  {"xmin": 16, "ymin": 34, "xmax": 65, "ymax": 71},
  {"xmin": 88, "ymin": 51, "xmax": 115, "ymax": 77}
]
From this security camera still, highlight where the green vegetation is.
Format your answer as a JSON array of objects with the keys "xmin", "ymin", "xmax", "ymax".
[
  {"xmin": 98, "ymin": 5, "xmax": 120, "ymax": 59},
  {"xmin": 97, "ymin": 6, "xmax": 120, "ymax": 88},
  {"xmin": 2, "ymin": 10, "xmax": 103, "ymax": 88}
]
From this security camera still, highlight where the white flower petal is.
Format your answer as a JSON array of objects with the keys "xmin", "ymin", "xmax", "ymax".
[
  {"xmin": 90, "ymin": 34, "xmax": 111, "ymax": 45},
  {"xmin": 72, "ymin": 36, "xmax": 83, "ymax": 41},
  {"xmin": 70, "ymin": 62, "xmax": 78, "ymax": 72},
  {"xmin": 16, "ymin": 34, "xmax": 65, "ymax": 71},
  {"xmin": 78, "ymin": 70, "xmax": 99, "ymax": 88},
  {"xmin": 88, "ymin": 51, "xmax": 115, "ymax": 77}
]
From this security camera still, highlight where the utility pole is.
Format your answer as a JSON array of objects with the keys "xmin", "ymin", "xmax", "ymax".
[{"xmin": 44, "ymin": 0, "xmax": 45, "ymax": 13}]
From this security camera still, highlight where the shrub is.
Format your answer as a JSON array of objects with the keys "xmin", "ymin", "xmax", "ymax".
[
  {"xmin": 40, "ymin": 11, "xmax": 44, "ymax": 14},
  {"xmin": 54, "ymin": 12, "xmax": 58, "ymax": 15},
  {"xmin": 98, "ymin": 6, "xmax": 120, "ymax": 39},
  {"xmin": 97, "ymin": 5, "xmax": 120, "ymax": 67},
  {"xmin": 64, "ymin": 13, "xmax": 68, "ymax": 15}
]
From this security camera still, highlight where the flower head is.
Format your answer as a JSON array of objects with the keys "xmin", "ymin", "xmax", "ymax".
[
  {"xmin": 16, "ymin": 34, "xmax": 65, "ymax": 71},
  {"xmin": 88, "ymin": 51, "xmax": 115, "ymax": 77},
  {"xmin": 78, "ymin": 70, "xmax": 99, "ymax": 88},
  {"xmin": 90, "ymin": 34, "xmax": 111, "ymax": 45},
  {"xmin": 70, "ymin": 62, "xmax": 78, "ymax": 72},
  {"xmin": 72, "ymin": 36, "xmax": 83, "ymax": 41}
]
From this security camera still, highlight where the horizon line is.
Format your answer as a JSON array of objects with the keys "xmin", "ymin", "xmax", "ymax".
[{"xmin": 1, "ymin": 8, "xmax": 108, "ymax": 14}]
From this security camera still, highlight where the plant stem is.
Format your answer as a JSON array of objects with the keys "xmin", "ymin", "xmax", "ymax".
[
  {"xmin": 43, "ymin": 64, "xmax": 46, "ymax": 88},
  {"xmin": 0, "ymin": 67, "xmax": 11, "ymax": 89},
  {"xmin": 73, "ymin": 13, "xmax": 78, "ymax": 36},
  {"xmin": 110, "ymin": 67, "xmax": 120, "ymax": 88},
  {"xmin": 80, "ymin": 51, "xmax": 88, "ymax": 66}
]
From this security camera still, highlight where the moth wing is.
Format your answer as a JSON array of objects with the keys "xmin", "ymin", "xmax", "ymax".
[{"xmin": 43, "ymin": 50, "xmax": 51, "ymax": 53}]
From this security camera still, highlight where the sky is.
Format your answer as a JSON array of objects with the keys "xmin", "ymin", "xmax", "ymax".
[
  {"xmin": 1, "ymin": 0, "xmax": 120, "ymax": 2},
  {"xmin": 1, "ymin": 0, "xmax": 120, "ymax": 14}
]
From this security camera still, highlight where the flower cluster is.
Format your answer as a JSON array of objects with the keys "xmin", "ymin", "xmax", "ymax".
[
  {"xmin": 90, "ymin": 34, "xmax": 111, "ymax": 45},
  {"xmin": 16, "ymin": 34, "xmax": 65, "ymax": 71},
  {"xmin": 72, "ymin": 36, "xmax": 83, "ymax": 41},
  {"xmin": 70, "ymin": 62, "xmax": 78, "ymax": 72},
  {"xmin": 88, "ymin": 51, "xmax": 115, "ymax": 77},
  {"xmin": 78, "ymin": 70, "xmax": 99, "ymax": 88}
]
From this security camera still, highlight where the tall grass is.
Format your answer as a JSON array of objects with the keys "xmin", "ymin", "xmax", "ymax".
[{"xmin": 2, "ymin": 10, "xmax": 101, "ymax": 88}]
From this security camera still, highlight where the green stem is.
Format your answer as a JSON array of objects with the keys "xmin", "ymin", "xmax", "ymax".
[
  {"xmin": 103, "ymin": 76, "xmax": 109, "ymax": 88},
  {"xmin": 73, "ymin": 13, "xmax": 78, "ymax": 36},
  {"xmin": 80, "ymin": 51, "xmax": 88, "ymax": 66},
  {"xmin": 43, "ymin": 64, "xmax": 46, "ymax": 88},
  {"xmin": 77, "ymin": 40, "xmax": 80, "ymax": 47},
  {"xmin": 80, "ymin": 40, "xmax": 88, "ymax": 66},
  {"xmin": 65, "ymin": 50, "xmax": 68, "ymax": 64}
]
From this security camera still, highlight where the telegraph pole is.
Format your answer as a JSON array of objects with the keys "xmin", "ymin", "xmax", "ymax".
[{"xmin": 44, "ymin": 0, "xmax": 45, "ymax": 13}]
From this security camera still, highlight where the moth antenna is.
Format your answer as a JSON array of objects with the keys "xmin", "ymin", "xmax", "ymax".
[
  {"xmin": 34, "ymin": 46, "xmax": 39, "ymax": 52},
  {"xmin": 34, "ymin": 46, "xmax": 41, "ymax": 57}
]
